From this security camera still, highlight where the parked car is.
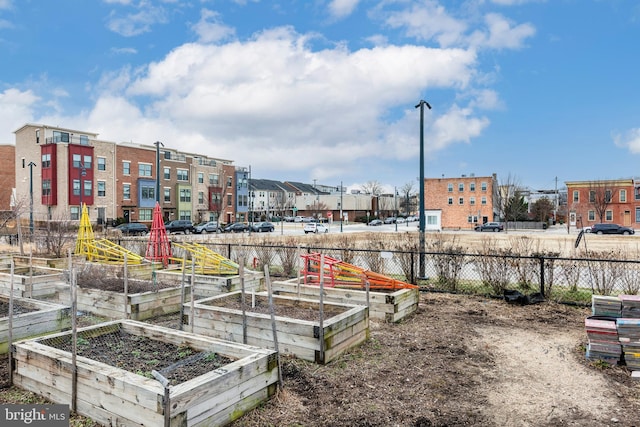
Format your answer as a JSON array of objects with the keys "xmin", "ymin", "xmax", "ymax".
[
  {"xmin": 590, "ymin": 223, "xmax": 635, "ymax": 235},
  {"xmin": 368, "ymin": 219, "xmax": 383, "ymax": 226},
  {"xmin": 165, "ymin": 220, "xmax": 195, "ymax": 234},
  {"xmin": 223, "ymin": 222, "xmax": 249, "ymax": 233},
  {"xmin": 115, "ymin": 222, "xmax": 148, "ymax": 236},
  {"xmin": 396, "ymin": 217, "xmax": 406, "ymax": 224},
  {"xmin": 283, "ymin": 216, "xmax": 295, "ymax": 222},
  {"xmin": 251, "ymin": 222, "xmax": 275, "ymax": 232},
  {"xmin": 581, "ymin": 226, "xmax": 592, "ymax": 233},
  {"xmin": 303, "ymin": 223, "xmax": 328, "ymax": 234},
  {"xmin": 474, "ymin": 222, "xmax": 504, "ymax": 232},
  {"xmin": 194, "ymin": 221, "xmax": 220, "ymax": 234},
  {"xmin": 406, "ymin": 215, "xmax": 418, "ymax": 222},
  {"xmin": 384, "ymin": 217, "xmax": 396, "ymax": 224}
]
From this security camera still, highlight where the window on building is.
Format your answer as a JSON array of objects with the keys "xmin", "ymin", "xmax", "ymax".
[
  {"xmin": 198, "ymin": 172, "xmax": 204, "ymax": 184},
  {"xmin": 427, "ymin": 215, "xmax": 438, "ymax": 226},
  {"xmin": 141, "ymin": 186, "xmax": 155, "ymax": 201},
  {"xmin": 83, "ymin": 155, "xmax": 92, "ymax": 169},
  {"xmin": 42, "ymin": 180, "xmax": 51, "ymax": 196},
  {"xmin": 79, "ymin": 135, "xmax": 89, "ymax": 145},
  {"xmin": 198, "ymin": 191, "xmax": 204, "ymax": 204},
  {"xmin": 227, "ymin": 177, "xmax": 232, "ymax": 187},
  {"xmin": 72, "ymin": 179, "xmax": 80, "ymax": 196},
  {"xmin": 458, "ymin": 183, "xmax": 464, "ymax": 192},
  {"xmin": 70, "ymin": 206, "xmax": 79, "ymax": 220},
  {"xmin": 605, "ymin": 190, "xmax": 612, "ymax": 203},
  {"xmin": 468, "ymin": 215, "xmax": 478, "ymax": 223},
  {"xmin": 177, "ymin": 169, "xmax": 189, "ymax": 181},
  {"xmin": 481, "ymin": 182, "xmax": 487, "ymax": 191},
  {"xmin": 636, "ymin": 188, "xmax": 640, "ymax": 201},
  {"xmin": 209, "ymin": 174, "xmax": 218, "ymax": 185},
  {"xmin": 448, "ymin": 197, "xmax": 453, "ymax": 205},
  {"xmin": 179, "ymin": 210, "xmax": 191, "ymax": 221},
  {"xmin": 139, "ymin": 209, "xmax": 152, "ymax": 221},
  {"xmin": 606, "ymin": 210, "xmax": 613, "ymax": 221},
  {"xmin": 123, "ymin": 161, "xmax": 130, "ymax": 175},
  {"xmin": 164, "ymin": 167, "xmax": 170, "ymax": 180},
  {"xmin": 470, "ymin": 197, "xmax": 475, "ymax": 205},
  {"xmin": 573, "ymin": 190, "xmax": 579, "ymax": 202},
  {"xmin": 447, "ymin": 183, "xmax": 453, "ymax": 193},
  {"xmin": 164, "ymin": 188, "xmax": 171, "ymax": 202},
  {"xmin": 620, "ymin": 189, "xmax": 627, "ymax": 202},
  {"xmin": 53, "ymin": 131, "xmax": 69, "ymax": 143},
  {"xmin": 481, "ymin": 196, "xmax": 487, "ymax": 205},
  {"xmin": 588, "ymin": 211, "xmax": 595, "ymax": 221},
  {"xmin": 636, "ymin": 207, "xmax": 640, "ymax": 223},
  {"xmin": 179, "ymin": 188, "xmax": 191, "ymax": 202},
  {"xmin": 123, "ymin": 184, "xmax": 131, "ymax": 200},
  {"xmin": 97, "ymin": 157, "xmax": 106, "ymax": 171},
  {"xmin": 97, "ymin": 181, "xmax": 106, "ymax": 197},
  {"xmin": 41, "ymin": 154, "xmax": 51, "ymax": 168},
  {"xmin": 83, "ymin": 180, "xmax": 92, "ymax": 197},
  {"xmin": 139, "ymin": 163, "xmax": 152, "ymax": 177},
  {"xmin": 227, "ymin": 194, "xmax": 232, "ymax": 206},
  {"xmin": 458, "ymin": 197, "xmax": 464, "ymax": 205},
  {"xmin": 470, "ymin": 183, "xmax": 476, "ymax": 192},
  {"xmin": 72, "ymin": 154, "xmax": 81, "ymax": 168}
]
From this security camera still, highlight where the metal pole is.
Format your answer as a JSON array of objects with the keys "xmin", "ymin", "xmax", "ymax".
[
  {"xmin": 28, "ymin": 162, "xmax": 35, "ymax": 236},
  {"xmin": 415, "ymin": 100, "xmax": 431, "ymax": 279},
  {"xmin": 154, "ymin": 141, "xmax": 164, "ymax": 203},
  {"xmin": 395, "ymin": 186, "xmax": 398, "ymax": 232},
  {"xmin": 340, "ymin": 181, "xmax": 343, "ymax": 232}
]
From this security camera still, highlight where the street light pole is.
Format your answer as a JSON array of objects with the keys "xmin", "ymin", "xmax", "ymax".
[
  {"xmin": 415, "ymin": 99, "xmax": 431, "ymax": 279},
  {"xmin": 154, "ymin": 141, "xmax": 164, "ymax": 203},
  {"xmin": 395, "ymin": 186, "xmax": 398, "ymax": 232},
  {"xmin": 28, "ymin": 162, "xmax": 36, "ymax": 236},
  {"xmin": 340, "ymin": 181, "xmax": 343, "ymax": 233}
]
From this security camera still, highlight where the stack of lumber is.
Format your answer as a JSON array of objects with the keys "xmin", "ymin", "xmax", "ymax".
[
  {"xmin": 619, "ymin": 295, "xmax": 640, "ymax": 318},
  {"xmin": 592, "ymin": 295, "xmax": 621, "ymax": 318},
  {"xmin": 585, "ymin": 317, "xmax": 621, "ymax": 365},
  {"xmin": 617, "ymin": 318, "xmax": 640, "ymax": 370}
]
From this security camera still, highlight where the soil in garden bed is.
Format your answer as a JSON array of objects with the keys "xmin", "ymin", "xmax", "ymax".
[
  {"xmin": 42, "ymin": 327, "xmax": 234, "ymax": 384},
  {"xmin": 0, "ymin": 300, "xmax": 39, "ymax": 316},
  {"xmin": 77, "ymin": 277, "xmax": 179, "ymax": 294},
  {"xmin": 206, "ymin": 294, "xmax": 348, "ymax": 321}
]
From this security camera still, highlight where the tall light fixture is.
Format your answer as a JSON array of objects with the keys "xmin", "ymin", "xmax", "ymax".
[
  {"xmin": 154, "ymin": 141, "xmax": 164, "ymax": 203},
  {"xmin": 394, "ymin": 186, "xmax": 398, "ymax": 232},
  {"xmin": 27, "ymin": 161, "xmax": 36, "ymax": 236},
  {"xmin": 415, "ymin": 99, "xmax": 431, "ymax": 279},
  {"xmin": 339, "ymin": 181, "xmax": 344, "ymax": 232}
]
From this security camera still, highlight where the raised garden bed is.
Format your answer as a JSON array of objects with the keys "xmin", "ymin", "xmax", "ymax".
[
  {"xmin": 12, "ymin": 319, "xmax": 278, "ymax": 426},
  {"xmin": 271, "ymin": 278, "xmax": 419, "ymax": 322},
  {"xmin": 0, "ymin": 296, "xmax": 70, "ymax": 353},
  {"xmin": 185, "ymin": 291, "xmax": 369, "ymax": 364},
  {"xmin": 155, "ymin": 269, "xmax": 264, "ymax": 298},
  {"xmin": 0, "ymin": 266, "xmax": 64, "ymax": 299}
]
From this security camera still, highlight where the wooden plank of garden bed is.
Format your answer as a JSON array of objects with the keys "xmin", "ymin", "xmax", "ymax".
[{"xmin": 321, "ymin": 325, "xmax": 370, "ymax": 363}]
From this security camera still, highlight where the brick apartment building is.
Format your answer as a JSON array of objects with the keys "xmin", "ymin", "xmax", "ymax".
[
  {"xmin": 424, "ymin": 174, "xmax": 498, "ymax": 230},
  {"xmin": 12, "ymin": 123, "xmax": 236, "ymax": 227},
  {"xmin": 565, "ymin": 179, "xmax": 640, "ymax": 229},
  {"xmin": 0, "ymin": 145, "xmax": 15, "ymax": 214}
]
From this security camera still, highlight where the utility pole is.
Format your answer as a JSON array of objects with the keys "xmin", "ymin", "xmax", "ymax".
[
  {"xmin": 394, "ymin": 186, "xmax": 398, "ymax": 232},
  {"xmin": 415, "ymin": 99, "xmax": 431, "ymax": 279},
  {"xmin": 339, "ymin": 181, "xmax": 343, "ymax": 232},
  {"xmin": 27, "ymin": 162, "xmax": 36, "ymax": 237},
  {"xmin": 154, "ymin": 141, "xmax": 164, "ymax": 203},
  {"xmin": 554, "ymin": 176, "xmax": 558, "ymax": 224}
]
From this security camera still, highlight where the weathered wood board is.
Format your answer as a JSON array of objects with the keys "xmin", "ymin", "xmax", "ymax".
[
  {"xmin": 271, "ymin": 278, "xmax": 419, "ymax": 322},
  {"xmin": 0, "ymin": 296, "xmax": 71, "ymax": 353},
  {"xmin": 155, "ymin": 269, "xmax": 264, "ymax": 297},
  {"xmin": 184, "ymin": 291, "xmax": 369, "ymax": 364},
  {"xmin": 12, "ymin": 319, "xmax": 279, "ymax": 427}
]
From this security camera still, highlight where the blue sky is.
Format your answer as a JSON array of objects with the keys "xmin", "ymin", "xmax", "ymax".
[{"xmin": 1, "ymin": 0, "xmax": 640, "ymax": 194}]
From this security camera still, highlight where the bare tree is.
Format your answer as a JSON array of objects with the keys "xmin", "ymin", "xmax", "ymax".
[
  {"xmin": 399, "ymin": 182, "xmax": 415, "ymax": 215},
  {"xmin": 494, "ymin": 173, "xmax": 524, "ymax": 225},
  {"xmin": 360, "ymin": 180, "xmax": 383, "ymax": 196},
  {"xmin": 589, "ymin": 181, "xmax": 617, "ymax": 222}
]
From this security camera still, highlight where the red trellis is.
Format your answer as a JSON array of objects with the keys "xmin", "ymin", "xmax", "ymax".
[{"xmin": 145, "ymin": 202, "xmax": 172, "ymax": 266}]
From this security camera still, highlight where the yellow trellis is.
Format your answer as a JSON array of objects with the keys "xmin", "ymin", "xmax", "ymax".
[{"xmin": 170, "ymin": 241, "xmax": 238, "ymax": 275}]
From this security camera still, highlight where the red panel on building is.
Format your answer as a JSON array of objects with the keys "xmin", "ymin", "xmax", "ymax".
[
  {"xmin": 41, "ymin": 145, "xmax": 57, "ymax": 206},
  {"xmin": 68, "ymin": 145, "xmax": 94, "ymax": 206}
]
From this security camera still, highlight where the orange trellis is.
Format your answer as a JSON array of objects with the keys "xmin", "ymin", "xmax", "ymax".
[
  {"xmin": 300, "ymin": 252, "xmax": 417, "ymax": 291},
  {"xmin": 145, "ymin": 202, "xmax": 172, "ymax": 266}
]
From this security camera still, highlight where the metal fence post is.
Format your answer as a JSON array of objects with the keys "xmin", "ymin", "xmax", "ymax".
[{"xmin": 539, "ymin": 257, "xmax": 545, "ymax": 297}]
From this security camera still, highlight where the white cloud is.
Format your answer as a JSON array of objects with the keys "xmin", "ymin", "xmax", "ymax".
[
  {"xmin": 0, "ymin": 88, "xmax": 40, "ymax": 137},
  {"xmin": 467, "ymin": 13, "xmax": 535, "ymax": 50},
  {"xmin": 613, "ymin": 128, "xmax": 640, "ymax": 154},
  {"xmin": 328, "ymin": 0, "xmax": 360, "ymax": 20},
  {"xmin": 191, "ymin": 9, "xmax": 235, "ymax": 43},
  {"xmin": 106, "ymin": 3, "xmax": 168, "ymax": 37}
]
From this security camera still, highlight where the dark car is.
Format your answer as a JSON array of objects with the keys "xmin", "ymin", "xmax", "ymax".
[
  {"xmin": 591, "ymin": 223, "xmax": 635, "ymax": 235},
  {"xmin": 194, "ymin": 221, "xmax": 220, "ymax": 234},
  {"xmin": 165, "ymin": 220, "xmax": 195, "ymax": 234},
  {"xmin": 223, "ymin": 222, "xmax": 249, "ymax": 233},
  {"xmin": 368, "ymin": 219, "xmax": 383, "ymax": 226},
  {"xmin": 251, "ymin": 222, "xmax": 275, "ymax": 232},
  {"xmin": 115, "ymin": 222, "xmax": 149, "ymax": 236},
  {"xmin": 475, "ymin": 222, "xmax": 504, "ymax": 232}
]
